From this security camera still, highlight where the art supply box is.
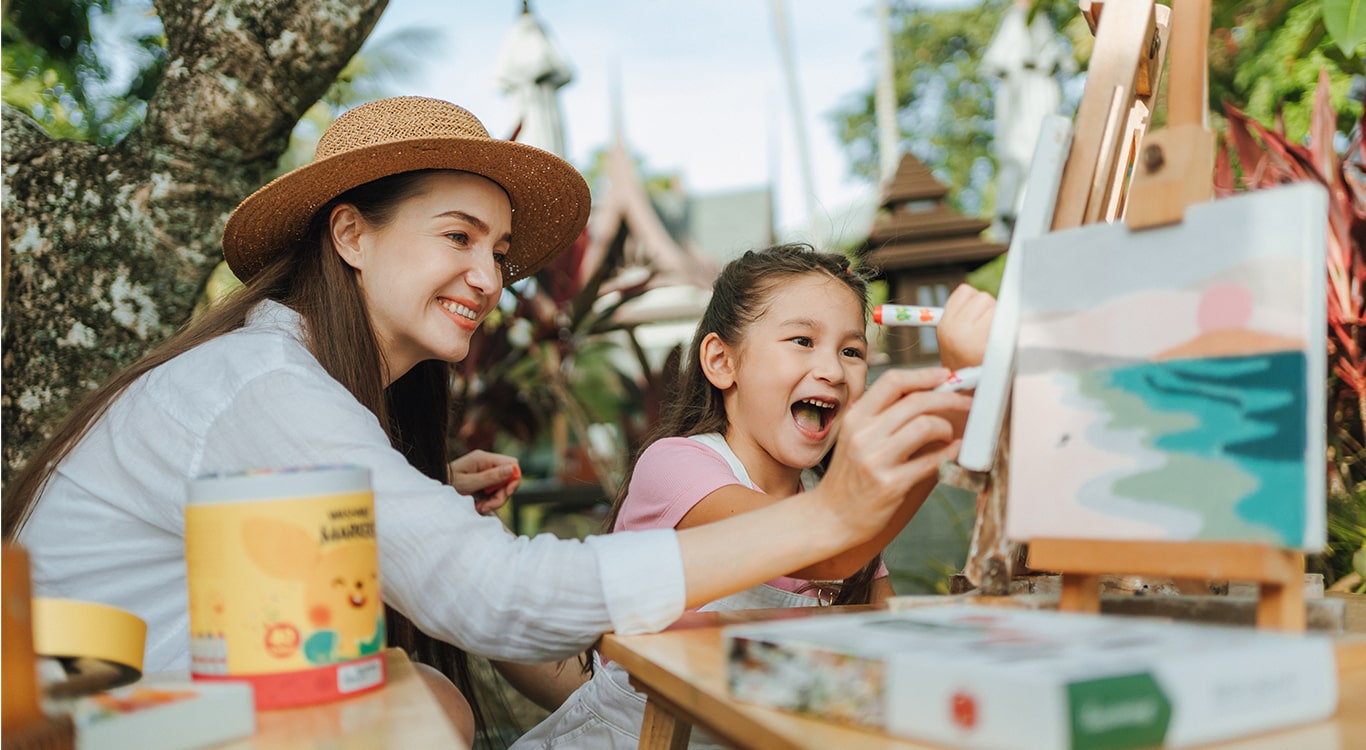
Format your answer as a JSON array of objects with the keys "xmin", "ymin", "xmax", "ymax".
[
  {"xmin": 724, "ymin": 605, "xmax": 1337, "ymax": 749},
  {"xmin": 65, "ymin": 681, "xmax": 254, "ymax": 750}
]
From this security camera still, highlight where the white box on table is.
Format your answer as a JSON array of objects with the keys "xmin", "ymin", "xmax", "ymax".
[{"xmin": 724, "ymin": 605, "xmax": 1337, "ymax": 750}]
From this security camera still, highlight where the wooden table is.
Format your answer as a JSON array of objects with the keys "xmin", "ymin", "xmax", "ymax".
[
  {"xmin": 601, "ymin": 606, "xmax": 1366, "ymax": 750},
  {"xmin": 145, "ymin": 649, "xmax": 467, "ymax": 749}
]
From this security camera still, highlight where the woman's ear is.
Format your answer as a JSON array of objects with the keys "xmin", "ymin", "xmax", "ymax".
[
  {"xmin": 329, "ymin": 204, "xmax": 366, "ymax": 271},
  {"xmin": 699, "ymin": 332, "xmax": 736, "ymax": 390}
]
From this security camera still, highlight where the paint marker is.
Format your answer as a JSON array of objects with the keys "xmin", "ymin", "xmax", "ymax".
[
  {"xmin": 873, "ymin": 304, "xmax": 943, "ymax": 326},
  {"xmin": 934, "ymin": 366, "xmax": 983, "ymax": 392}
]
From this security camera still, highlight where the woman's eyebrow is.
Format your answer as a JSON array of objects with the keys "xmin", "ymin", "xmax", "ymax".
[{"xmin": 435, "ymin": 210, "xmax": 488, "ymax": 232}]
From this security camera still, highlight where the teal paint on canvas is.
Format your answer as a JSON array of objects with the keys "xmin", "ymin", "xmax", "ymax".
[{"xmin": 1072, "ymin": 353, "xmax": 1308, "ymax": 546}]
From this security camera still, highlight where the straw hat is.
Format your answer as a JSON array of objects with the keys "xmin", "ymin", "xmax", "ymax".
[{"xmin": 222, "ymin": 96, "xmax": 590, "ymax": 284}]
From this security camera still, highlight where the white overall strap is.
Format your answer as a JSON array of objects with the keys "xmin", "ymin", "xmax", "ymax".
[
  {"xmin": 686, "ymin": 433, "xmax": 754, "ymax": 488},
  {"xmin": 687, "ymin": 433, "xmax": 821, "ymax": 493}
]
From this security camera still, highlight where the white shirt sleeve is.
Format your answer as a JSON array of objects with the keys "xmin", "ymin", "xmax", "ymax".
[{"xmin": 198, "ymin": 365, "xmax": 686, "ymax": 661}]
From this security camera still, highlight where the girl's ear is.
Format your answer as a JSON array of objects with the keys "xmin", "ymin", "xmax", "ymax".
[
  {"xmin": 329, "ymin": 204, "xmax": 366, "ymax": 271},
  {"xmin": 699, "ymin": 332, "xmax": 736, "ymax": 390}
]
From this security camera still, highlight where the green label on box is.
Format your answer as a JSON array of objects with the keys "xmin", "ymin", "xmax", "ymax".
[{"xmin": 1067, "ymin": 673, "xmax": 1171, "ymax": 750}]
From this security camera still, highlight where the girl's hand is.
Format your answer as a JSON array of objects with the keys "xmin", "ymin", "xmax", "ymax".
[
  {"xmin": 448, "ymin": 450, "xmax": 522, "ymax": 515},
  {"xmin": 938, "ymin": 284, "xmax": 996, "ymax": 372},
  {"xmin": 820, "ymin": 367, "xmax": 971, "ymax": 542}
]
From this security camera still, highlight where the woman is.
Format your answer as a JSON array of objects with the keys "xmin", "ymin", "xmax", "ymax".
[{"xmin": 4, "ymin": 96, "xmax": 968, "ymax": 741}]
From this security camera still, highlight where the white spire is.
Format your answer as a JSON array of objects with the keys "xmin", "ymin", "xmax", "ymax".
[{"xmin": 493, "ymin": 2, "xmax": 575, "ymax": 157}]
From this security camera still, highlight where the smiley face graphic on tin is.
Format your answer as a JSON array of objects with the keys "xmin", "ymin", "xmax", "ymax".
[{"xmin": 242, "ymin": 517, "xmax": 384, "ymax": 663}]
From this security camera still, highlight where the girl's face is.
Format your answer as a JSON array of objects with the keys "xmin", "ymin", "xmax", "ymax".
[
  {"xmin": 334, "ymin": 171, "xmax": 510, "ymax": 383},
  {"xmin": 715, "ymin": 273, "xmax": 868, "ymax": 482}
]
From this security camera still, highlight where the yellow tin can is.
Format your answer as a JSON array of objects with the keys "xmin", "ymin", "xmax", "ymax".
[{"xmin": 185, "ymin": 466, "xmax": 386, "ymax": 708}]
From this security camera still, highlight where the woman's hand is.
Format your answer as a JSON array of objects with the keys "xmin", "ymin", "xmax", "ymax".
[
  {"xmin": 819, "ymin": 367, "xmax": 972, "ymax": 543},
  {"xmin": 673, "ymin": 367, "xmax": 972, "ymax": 608},
  {"xmin": 938, "ymin": 284, "xmax": 996, "ymax": 372},
  {"xmin": 448, "ymin": 450, "xmax": 522, "ymax": 515}
]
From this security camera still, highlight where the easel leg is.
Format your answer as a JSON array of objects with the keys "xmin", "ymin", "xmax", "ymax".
[
  {"xmin": 963, "ymin": 415, "xmax": 1020, "ymax": 595},
  {"xmin": 1059, "ymin": 573, "xmax": 1102, "ymax": 614},
  {"xmin": 638, "ymin": 696, "xmax": 692, "ymax": 750},
  {"xmin": 1256, "ymin": 581, "xmax": 1307, "ymax": 632}
]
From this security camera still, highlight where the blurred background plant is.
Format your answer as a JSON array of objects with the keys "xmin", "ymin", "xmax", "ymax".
[
  {"xmin": 446, "ymin": 226, "xmax": 679, "ymax": 500},
  {"xmin": 1, "ymin": 0, "xmax": 164, "ymax": 144}
]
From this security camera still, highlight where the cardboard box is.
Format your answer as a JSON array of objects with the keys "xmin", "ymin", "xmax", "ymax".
[{"xmin": 725, "ymin": 605, "xmax": 1337, "ymax": 749}]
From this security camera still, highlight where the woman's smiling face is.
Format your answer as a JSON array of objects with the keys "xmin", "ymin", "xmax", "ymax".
[
  {"xmin": 718, "ymin": 272, "xmax": 869, "ymax": 478},
  {"xmin": 332, "ymin": 170, "xmax": 511, "ymax": 383}
]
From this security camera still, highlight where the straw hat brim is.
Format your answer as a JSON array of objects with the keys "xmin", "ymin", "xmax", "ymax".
[{"xmin": 222, "ymin": 136, "xmax": 590, "ymax": 285}]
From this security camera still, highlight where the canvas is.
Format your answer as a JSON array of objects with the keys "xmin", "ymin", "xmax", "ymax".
[
  {"xmin": 958, "ymin": 115, "xmax": 1072, "ymax": 472},
  {"xmin": 1008, "ymin": 181, "xmax": 1328, "ymax": 551}
]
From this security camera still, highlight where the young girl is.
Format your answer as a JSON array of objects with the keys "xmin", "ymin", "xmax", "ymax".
[
  {"xmin": 513, "ymin": 245, "xmax": 988, "ymax": 748},
  {"xmin": 4, "ymin": 98, "xmax": 971, "ymax": 744}
]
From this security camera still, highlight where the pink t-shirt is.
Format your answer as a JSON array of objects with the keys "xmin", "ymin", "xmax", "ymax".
[{"xmin": 614, "ymin": 436, "xmax": 887, "ymax": 595}]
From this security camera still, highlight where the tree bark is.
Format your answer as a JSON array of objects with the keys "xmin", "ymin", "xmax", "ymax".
[{"xmin": 1, "ymin": 0, "xmax": 387, "ymax": 479}]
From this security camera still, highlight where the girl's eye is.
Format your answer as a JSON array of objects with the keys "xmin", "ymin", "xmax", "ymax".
[
  {"xmin": 843, "ymin": 347, "xmax": 866, "ymax": 359},
  {"xmin": 492, "ymin": 252, "xmax": 508, "ymax": 267},
  {"xmin": 445, "ymin": 232, "xmax": 469, "ymax": 245},
  {"xmin": 790, "ymin": 336, "xmax": 813, "ymax": 347}
]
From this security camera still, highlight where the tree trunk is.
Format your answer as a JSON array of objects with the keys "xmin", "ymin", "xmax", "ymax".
[{"xmin": 1, "ymin": 0, "xmax": 387, "ymax": 480}]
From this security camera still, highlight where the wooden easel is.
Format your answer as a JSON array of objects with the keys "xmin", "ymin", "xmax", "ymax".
[
  {"xmin": 967, "ymin": 0, "xmax": 1309, "ymax": 631},
  {"xmin": 963, "ymin": 0, "xmax": 1171, "ymax": 593}
]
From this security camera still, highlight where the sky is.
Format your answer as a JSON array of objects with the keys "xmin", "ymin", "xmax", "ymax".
[
  {"xmin": 366, "ymin": 1, "xmax": 938, "ymax": 242},
  {"xmin": 90, "ymin": 0, "xmax": 972, "ymax": 242}
]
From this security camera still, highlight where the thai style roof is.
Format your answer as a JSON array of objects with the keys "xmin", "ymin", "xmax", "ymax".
[
  {"xmin": 862, "ymin": 153, "xmax": 1005, "ymax": 271},
  {"xmin": 581, "ymin": 138, "xmax": 718, "ymax": 295}
]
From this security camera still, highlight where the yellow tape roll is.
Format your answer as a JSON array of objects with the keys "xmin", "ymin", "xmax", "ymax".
[{"xmin": 31, "ymin": 599, "xmax": 146, "ymax": 688}]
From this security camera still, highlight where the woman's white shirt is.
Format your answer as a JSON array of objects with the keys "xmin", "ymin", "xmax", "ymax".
[{"xmin": 18, "ymin": 300, "xmax": 685, "ymax": 673}]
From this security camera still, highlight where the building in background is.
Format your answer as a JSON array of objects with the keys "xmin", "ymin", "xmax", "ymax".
[
  {"xmin": 861, "ymin": 153, "xmax": 1005, "ymax": 367},
  {"xmin": 494, "ymin": 0, "xmax": 574, "ymax": 157}
]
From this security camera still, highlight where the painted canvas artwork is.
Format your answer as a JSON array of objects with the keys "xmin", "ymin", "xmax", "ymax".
[{"xmin": 1007, "ymin": 182, "xmax": 1327, "ymax": 551}]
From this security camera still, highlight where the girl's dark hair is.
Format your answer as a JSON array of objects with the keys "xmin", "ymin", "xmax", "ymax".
[
  {"xmin": 605, "ymin": 243, "xmax": 882, "ymax": 605},
  {"xmin": 3, "ymin": 169, "xmax": 493, "ymax": 736}
]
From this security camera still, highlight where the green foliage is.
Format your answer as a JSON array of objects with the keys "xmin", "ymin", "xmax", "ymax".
[
  {"xmin": 833, "ymin": 0, "xmax": 1087, "ymax": 216},
  {"xmin": 1214, "ymin": 0, "xmax": 1363, "ymax": 142},
  {"xmin": 836, "ymin": 0, "xmax": 1362, "ymax": 223},
  {"xmin": 1321, "ymin": 0, "xmax": 1366, "ymax": 57},
  {"xmin": 565, "ymin": 338, "xmax": 635, "ymax": 424},
  {"xmin": 1, "ymin": 0, "xmax": 165, "ymax": 145},
  {"xmin": 965, "ymin": 253, "xmax": 1005, "ymax": 296},
  {"xmin": 834, "ymin": 0, "xmax": 1000, "ymax": 214},
  {"xmin": 1315, "ymin": 485, "xmax": 1366, "ymax": 592}
]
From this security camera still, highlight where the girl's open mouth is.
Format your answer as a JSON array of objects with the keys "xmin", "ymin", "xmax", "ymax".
[{"xmin": 791, "ymin": 398, "xmax": 837, "ymax": 440}]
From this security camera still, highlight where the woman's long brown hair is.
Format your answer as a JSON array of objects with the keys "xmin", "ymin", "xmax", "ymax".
[
  {"xmin": 3, "ymin": 169, "xmax": 494, "ymax": 736},
  {"xmin": 604, "ymin": 243, "xmax": 882, "ymax": 605}
]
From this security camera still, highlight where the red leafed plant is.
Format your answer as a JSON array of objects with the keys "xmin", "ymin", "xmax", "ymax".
[{"xmin": 1215, "ymin": 70, "xmax": 1366, "ymax": 590}]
